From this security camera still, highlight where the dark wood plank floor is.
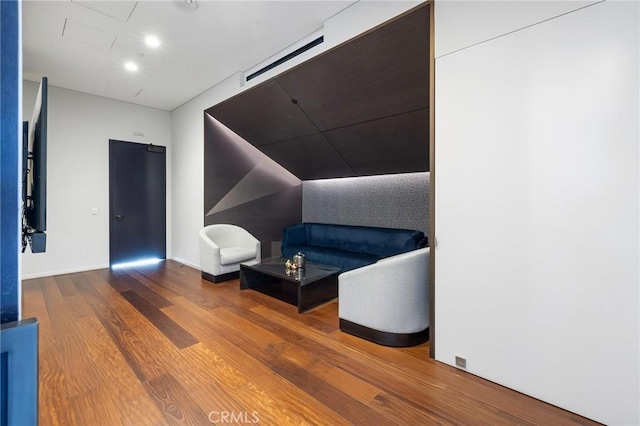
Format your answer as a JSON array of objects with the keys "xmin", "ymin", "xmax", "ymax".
[{"xmin": 22, "ymin": 260, "xmax": 599, "ymax": 425}]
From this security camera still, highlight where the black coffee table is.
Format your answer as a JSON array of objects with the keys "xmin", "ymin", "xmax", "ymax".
[{"xmin": 240, "ymin": 257, "xmax": 341, "ymax": 313}]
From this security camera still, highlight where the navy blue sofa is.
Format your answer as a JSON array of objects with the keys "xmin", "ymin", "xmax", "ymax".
[{"xmin": 281, "ymin": 222, "xmax": 428, "ymax": 272}]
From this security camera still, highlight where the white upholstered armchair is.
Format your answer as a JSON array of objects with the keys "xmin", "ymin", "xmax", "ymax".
[
  {"xmin": 338, "ymin": 247, "xmax": 430, "ymax": 346},
  {"xmin": 199, "ymin": 224, "xmax": 261, "ymax": 283}
]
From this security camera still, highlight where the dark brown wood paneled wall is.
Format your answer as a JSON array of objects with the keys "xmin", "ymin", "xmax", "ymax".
[{"xmin": 205, "ymin": 4, "xmax": 430, "ymax": 181}]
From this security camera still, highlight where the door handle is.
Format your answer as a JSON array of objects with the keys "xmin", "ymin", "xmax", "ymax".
[{"xmin": 115, "ymin": 214, "xmax": 125, "ymax": 222}]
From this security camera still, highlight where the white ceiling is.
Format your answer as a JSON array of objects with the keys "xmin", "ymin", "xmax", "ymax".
[{"xmin": 22, "ymin": 0, "xmax": 357, "ymax": 111}]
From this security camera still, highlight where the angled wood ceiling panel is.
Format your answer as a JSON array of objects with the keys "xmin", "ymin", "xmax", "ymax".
[
  {"xmin": 324, "ymin": 108, "xmax": 429, "ymax": 176},
  {"xmin": 206, "ymin": 80, "xmax": 317, "ymax": 146},
  {"xmin": 205, "ymin": 5, "xmax": 429, "ymax": 180},
  {"xmin": 259, "ymin": 133, "xmax": 356, "ymax": 181},
  {"xmin": 276, "ymin": 5, "xmax": 429, "ymax": 132}
]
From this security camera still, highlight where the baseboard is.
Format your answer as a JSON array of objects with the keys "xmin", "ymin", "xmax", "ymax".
[
  {"xmin": 21, "ymin": 263, "xmax": 110, "ymax": 280},
  {"xmin": 170, "ymin": 256, "xmax": 199, "ymax": 270},
  {"xmin": 22, "ymin": 258, "xmax": 198, "ymax": 280},
  {"xmin": 339, "ymin": 318, "xmax": 429, "ymax": 347}
]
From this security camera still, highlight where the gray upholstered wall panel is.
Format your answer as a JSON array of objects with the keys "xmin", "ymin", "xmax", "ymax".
[{"xmin": 302, "ymin": 172, "xmax": 429, "ymax": 234}]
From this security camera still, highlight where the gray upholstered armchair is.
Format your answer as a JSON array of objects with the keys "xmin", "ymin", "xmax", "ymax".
[
  {"xmin": 338, "ymin": 247, "xmax": 430, "ymax": 346},
  {"xmin": 199, "ymin": 224, "xmax": 261, "ymax": 283}
]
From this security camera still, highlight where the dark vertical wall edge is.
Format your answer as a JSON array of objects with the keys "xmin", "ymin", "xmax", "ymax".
[
  {"xmin": 0, "ymin": 0, "xmax": 21, "ymax": 324},
  {"xmin": 427, "ymin": 0, "xmax": 436, "ymax": 360}
]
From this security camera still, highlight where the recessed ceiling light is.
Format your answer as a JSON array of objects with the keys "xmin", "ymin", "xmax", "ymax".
[
  {"xmin": 145, "ymin": 35, "xmax": 160, "ymax": 48},
  {"xmin": 124, "ymin": 61, "xmax": 138, "ymax": 72},
  {"xmin": 173, "ymin": 0, "xmax": 198, "ymax": 12}
]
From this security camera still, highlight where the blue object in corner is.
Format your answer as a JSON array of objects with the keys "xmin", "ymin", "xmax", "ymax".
[
  {"xmin": 1, "ymin": 0, "xmax": 22, "ymax": 324},
  {"xmin": 1, "ymin": 318, "xmax": 39, "ymax": 426}
]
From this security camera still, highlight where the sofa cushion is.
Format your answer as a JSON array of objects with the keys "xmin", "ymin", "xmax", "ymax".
[
  {"xmin": 305, "ymin": 223, "xmax": 425, "ymax": 258},
  {"xmin": 220, "ymin": 247, "xmax": 257, "ymax": 265},
  {"xmin": 285, "ymin": 244, "xmax": 379, "ymax": 272},
  {"xmin": 281, "ymin": 223, "xmax": 427, "ymax": 272}
]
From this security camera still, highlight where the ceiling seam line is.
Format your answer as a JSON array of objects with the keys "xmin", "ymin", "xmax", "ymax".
[{"xmin": 275, "ymin": 79, "xmax": 357, "ymax": 175}]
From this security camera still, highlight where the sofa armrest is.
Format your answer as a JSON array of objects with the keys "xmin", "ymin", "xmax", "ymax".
[
  {"xmin": 199, "ymin": 229, "xmax": 221, "ymax": 275},
  {"xmin": 339, "ymin": 247, "xmax": 430, "ymax": 334}
]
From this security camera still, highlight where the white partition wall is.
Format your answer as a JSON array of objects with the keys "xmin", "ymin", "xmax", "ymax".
[{"xmin": 434, "ymin": 2, "xmax": 639, "ymax": 425}]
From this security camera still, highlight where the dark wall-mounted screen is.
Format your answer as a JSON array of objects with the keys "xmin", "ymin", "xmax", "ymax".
[{"xmin": 22, "ymin": 76, "xmax": 48, "ymax": 253}]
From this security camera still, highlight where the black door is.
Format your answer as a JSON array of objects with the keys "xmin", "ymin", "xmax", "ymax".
[{"xmin": 109, "ymin": 140, "xmax": 166, "ymax": 266}]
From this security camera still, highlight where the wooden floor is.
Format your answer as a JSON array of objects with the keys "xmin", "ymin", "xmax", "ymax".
[{"xmin": 22, "ymin": 260, "xmax": 598, "ymax": 426}]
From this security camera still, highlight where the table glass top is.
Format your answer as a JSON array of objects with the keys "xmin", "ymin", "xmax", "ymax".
[{"xmin": 242, "ymin": 256, "xmax": 341, "ymax": 285}]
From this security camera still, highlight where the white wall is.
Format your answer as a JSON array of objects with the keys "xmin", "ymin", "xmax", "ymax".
[
  {"xmin": 434, "ymin": 0, "xmax": 600, "ymax": 58},
  {"xmin": 170, "ymin": 0, "xmax": 423, "ymax": 268},
  {"xmin": 434, "ymin": 1, "xmax": 639, "ymax": 425},
  {"xmin": 21, "ymin": 82, "xmax": 171, "ymax": 279}
]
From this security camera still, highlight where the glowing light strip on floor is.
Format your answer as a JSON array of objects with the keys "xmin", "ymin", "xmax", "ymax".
[{"xmin": 111, "ymin": 258, "xmax": 163, "ymax": 269}]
